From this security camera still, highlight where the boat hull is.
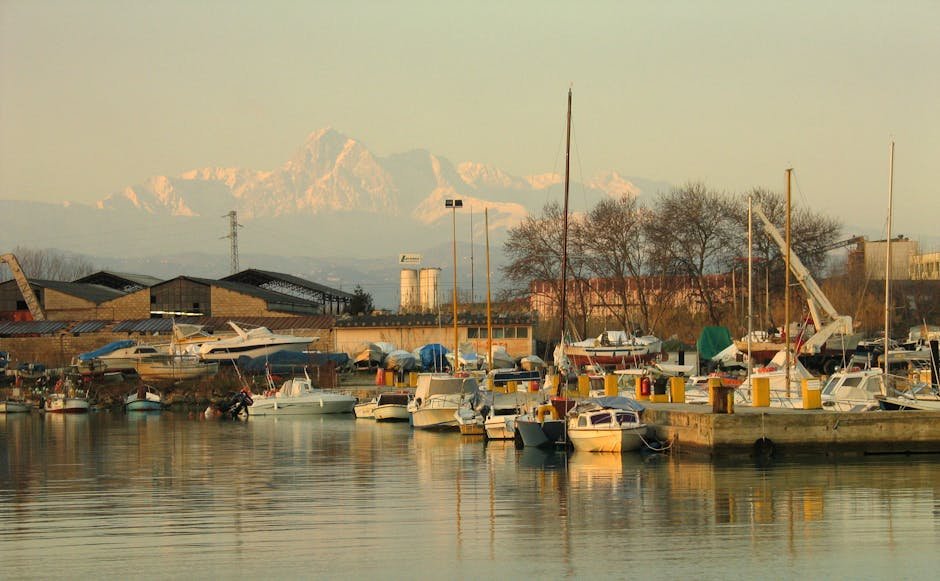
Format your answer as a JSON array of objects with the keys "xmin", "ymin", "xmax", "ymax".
[
  {"xmin": 484, "ymin": 415, "xmax": 517, "ymax": 440},
  {"xmin": 354, "ymin": 401, "xmax": 376, "ymax": 419},
  {"xmin": 44, "ymin": 397, "xmax": 90, "ymax": 414},
  {"xmin": 251, "ymin": 396, "xmax": 355, "ymax": 416},
  {"xmin": 126, "ymin": 400, "xmax": 163, "ymax": 412},
  {"xmin": 0, "ymin": 401, "xmax": 31, "ymax": 413},
  {"xmin": 373, "ymin": 404, "xmax": 409, "ymax": 422},
  {"xmin": 515, "ymin": 418, "xmax": 565, "ymax": 447},
  {"xmin": 411, "ymin": 407, "xmax": 460, "ymax": 430},
  {"xmin": 201, "ymin": 341, "xmax": 309, "ymax": 363},
  {"xmin": 568, "ymin": 425, "xmax": 646, "ymax": 453}
]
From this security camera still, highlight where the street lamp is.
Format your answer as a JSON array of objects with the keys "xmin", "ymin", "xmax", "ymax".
[{"xmin": 445, "ymin": 199, "xmax": 463, "ymax": 369}]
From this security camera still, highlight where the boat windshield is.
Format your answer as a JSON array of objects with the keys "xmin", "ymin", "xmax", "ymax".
[
  {"xmin": 822, "ymin": 375, "xmax": 842, "ymax": 395},
  {"xmin": 590, "ymin": 412, "xmax": 612, "ymax": 426},
  {"xmin": 615, "ymin": 412, "xmax": 638, "ymax": 424}
]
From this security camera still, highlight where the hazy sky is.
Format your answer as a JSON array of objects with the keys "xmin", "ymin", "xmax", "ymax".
[{"xmin": 1, "ymin": 0, "xmax": 937, "ymax": 239}]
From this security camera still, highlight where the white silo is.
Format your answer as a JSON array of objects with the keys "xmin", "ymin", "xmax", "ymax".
[
  {"xmin": 419, "ymin": 267, "xmax": 441, "ymax": 311},
  {"xmin": 400, "ymin": 269, "xmax": 419, "ymax": 312}
]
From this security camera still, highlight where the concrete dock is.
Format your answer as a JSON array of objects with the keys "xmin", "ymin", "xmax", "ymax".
[{"xmin": 643, "ymin": 403, "xmax": 940, "ymax": 458}]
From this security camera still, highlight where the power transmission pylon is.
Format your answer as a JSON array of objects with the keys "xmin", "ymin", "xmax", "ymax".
[{"xmin": 222, "ymin": 211, "xmax": 242, "ymax": 274}]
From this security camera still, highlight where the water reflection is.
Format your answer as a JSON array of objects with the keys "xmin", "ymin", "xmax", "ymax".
[{"xmin": 1, "ymin": 413, "xmax": 938, "ymax": 578}]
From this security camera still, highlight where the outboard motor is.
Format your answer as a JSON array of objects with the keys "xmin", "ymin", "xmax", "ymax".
[{"xmin": 223, "ymin": 389, "xmax": 253, "ymax": 419}]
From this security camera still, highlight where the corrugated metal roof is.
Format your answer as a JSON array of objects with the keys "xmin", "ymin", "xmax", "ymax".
[
  {"xmin": 0, "ymin": 320, "xmax": 69, "ymax": 336},
  {"xmin": 69, "ymin": 321, "xmax": 106, "ymax": 333},
  {"xmin": 223, "ymin": 269, "xmax": 355, "ymax": 300},
  {"xmin": 113, "ymin": 319, "xmax": 175, "ymax": 333},
  {"xmin": 32, "ymin": 280, "xmax": 126, "ymax": 304}
]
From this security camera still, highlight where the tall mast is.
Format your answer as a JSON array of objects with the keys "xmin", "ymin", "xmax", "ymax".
[
  {"xmin": 470, "ymin": 206, "xmax": 475, "ymax": 305},
  {"xmin": 884, "ymin": 141, "xmax": 894, "ymax": 393},
  {"xmin": 747, "ymin": 194, "xmax": 753, "ymax": 383},
  {"xmin": 785, "ymin": 168, "xmax": 792, "ymax": 398},
  {"xmin": 559, "ymin": 88, "xmax": 572, "ymax": 354},
  {"xmin": 485, "ymin": 208, "xmax": 493, "ymax": 371}
]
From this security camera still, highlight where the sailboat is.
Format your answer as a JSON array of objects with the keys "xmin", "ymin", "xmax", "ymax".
[{"xmin": 514, "ymin": 88, "xmax": 578, "ymax": 448}]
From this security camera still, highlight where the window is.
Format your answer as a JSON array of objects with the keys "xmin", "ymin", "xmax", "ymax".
[
  {"xmin": 468, "ymin": 328, "xmax": 479, "ymax": 339},
  {"xmin": 493, "ymin": 327, "xmax": 505, "ymax": 339},
  {"xmin": 591, "ymin": 412, "xmax": 612, "ymax": 425},
  {"xmin": 515, "ymin": 327, "xmax": 528, "ymax": 338}
]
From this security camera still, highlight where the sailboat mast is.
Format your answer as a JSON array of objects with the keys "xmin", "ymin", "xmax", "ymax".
[
  {"xmin": 785, "ymin": 168, "xmax": 792, "ymax": 398},
  {"xmin": 485, "ymin": 208, "xmax": 493, "ymax": 371},
  {"xmin": 747, "ymin": 194, "xmax": 753, "ymax": 382},
  {"xmin": 559, "ymin": 88, "xmax": 572, "ymax": 351},
  {"xmin": 884, "ymin": 141, "xmax": 895, "ymax": 393}
]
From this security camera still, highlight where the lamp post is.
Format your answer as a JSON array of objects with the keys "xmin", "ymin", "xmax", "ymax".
[{"xmin": 445, "ymin": 199, "xmax": 463, "ymax": 370}]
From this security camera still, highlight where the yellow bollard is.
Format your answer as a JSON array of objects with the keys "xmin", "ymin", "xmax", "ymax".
[
  {"xmin": 752, "ymin": 377, "xmax": 770, "ymax": 407},
  {"xmin": 409, "ymin": 372, "xmax": 419, "ymax": 388},
  {"xmin": 507, "ymin": 380, "xmax": 518, "ymax": 394},
  {"xmin": 802, "ymin": 378, "xmax": 822, "ymax": 410},
  {"xmin": 726, "ymin": 391, "xmax": 735, "ymax": 414},
  {"xmin": 604, "ymin": 374, "xmax": 618, "ymax": 397},
  {"xmin": 707, "ymin": 377, "xmax": 722, "ymax": 406},
  {"xmin": 577, "ymin": 375, "xmax": 591, "ymax": 398},
  {"xmin": 385, "ymin": 370, "xmax": 395, "ymax": 387},
  {"xmin": 669, "ymin": 377, "xmax": 685, "ymax": 403},
  {"xmin": 635, "ymin": 376, "xmax": 650, "ymax": 401}
]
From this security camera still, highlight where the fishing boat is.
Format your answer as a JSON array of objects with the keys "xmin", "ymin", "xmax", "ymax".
[
  {"xmin": 373, "ymin": 392, "xmax": 411, "ymax": 422},
  {"xmin": 124, "ymin": 384, "xmax": 164, "ymax": 411},
  {"xmin": 408, "ymin": 373, "xmax": 479, "ymax": 430},
  {"xmin": 567, "ymin": 399, "xmax": 647, "ymax": 453},
  {"xmin": 250, "ymin": 374, "xmax": 356, "ymax": 416},
  {"xmin": 353, "ymin": 397, "xmax": 377, "ymax": 419}
]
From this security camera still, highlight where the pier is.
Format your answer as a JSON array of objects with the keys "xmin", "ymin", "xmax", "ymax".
[{"xmin": 643, "ymin": 403, "xmax": 940, "ymax": 458}]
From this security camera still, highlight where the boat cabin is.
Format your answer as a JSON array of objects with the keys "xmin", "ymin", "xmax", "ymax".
[{"xmin": 576, "ymin": 409, "xmax": 641, "ymax": 428}]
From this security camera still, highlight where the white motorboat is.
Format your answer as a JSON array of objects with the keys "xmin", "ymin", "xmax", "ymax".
[
  {"xmin": 567, "ymin": 405, "xmax": 647, "ymax": 453},
  {"xmin": 198, "ymin": 322, "xmax": 316, "ymax": 363},
  {"xmin": 136, "ymin": 356, "xmax": 219, "ymax": 382},
  {"xmin": 820, "ymin": 367, "xmax": 886, "ymax": 412},
  {"xmin": 354, "ymin": 398, "xmax": 377, "ymax": 419},
  {"xmin": 373, "ymin": 392, "xmax": 411, "ymax": 422},
  {"xmin": 125, "ymin": 385, "xmax": 164, "ymax": 411},
  {"xmin": 94, "ymin": 343, "xmax": 165, "ymax": 373},
  {"xmin": 250, "ymin": 376, "xmax": 355, "ymax": 416},
  {"xmin": 408, "ymin": 374, "xmax": 479, "ymax": 430}
]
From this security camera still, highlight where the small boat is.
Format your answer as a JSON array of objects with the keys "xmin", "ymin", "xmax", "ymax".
[
  {"xmin": 353, "ymin": 342, "xmax": 387, "ymax": 370},
  {"xmin": 136, "ymin": 356, "xmax": 219, "ymax": 382},
  {"xmin": 93, "ymin": 343, "xmax": 165, "ymax": 373},
  {"xmin": 455, "ymin": 407, "xmax": 485, "ymax": 435},
  {"xmin": 250, "ymin": 375, "xmax": 356, "ymax": 415},
  {"xmin": 124, "ymin": 385, "xmax": 164, "ymax": 411},
  {"xmin": 0, "ymin": 400, "xmax": 31, "ymax": 413},
  {"xmin": 354, "ymin": 398, "xmax": 377, "ymax": 419},
  {"xmin": 820, "ymin": 367, "xmax": 885, "ymax": 411},
  {"xmin": 409, "ymin": 374, "xmax": 479, "ymax": 430},
  {"xmin": 567, "ymin": 400, "xmax": 648, "ymax": 453},
  {"xmin": 519, "ymin": 355, "xmax": 546, "ymax": 372},
  {"xmin": 488, "ymin": 346, "xmax": 515, "ymax": 370},
  {"xmin": 566, "ymin": 331, "xmax": 663, "ymax": 370},
  {"xmin": 373, "ymin": 392, "xmax": 411, "ymax": 422},
  {"xmin": 44, "ymin": 393, "xmax": 90, "ymax": 414}
]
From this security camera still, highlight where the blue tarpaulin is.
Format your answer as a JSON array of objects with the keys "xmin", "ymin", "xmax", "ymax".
[
  {"xmin": 418, "ymin": 343, "xmax": 449, "ymax": 371},
  {"xmin": 77, "ymin": 340, "xmax": 136, "ymax": 361}
]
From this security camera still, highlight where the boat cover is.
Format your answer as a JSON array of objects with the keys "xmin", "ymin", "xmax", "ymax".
[
  {"xmin": 77, "ymin": 340, "xmax": 136, "ymax": 361},
  {"xmin": 585, "ymin": 396, "xmax": 646, "ymax": 412},
  {"xmin": 696, "ymin": 326, "xmax": 733, "ymax": 361},
  {"xmin": 385, "ymin": 350, "xmax": 417, "ymax": 371},
  {"xmin": 418, "ymin": 343, "xmax": 449, "ymax": 371}
]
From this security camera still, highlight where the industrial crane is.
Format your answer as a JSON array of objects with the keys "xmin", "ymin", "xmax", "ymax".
[
  {"xmin": 753, "ymin": 208, "xmax": 855, "ymax": 356},
  {"xmin": 0, "ymin": 253, "xmax": 46, "ymax": 321}
]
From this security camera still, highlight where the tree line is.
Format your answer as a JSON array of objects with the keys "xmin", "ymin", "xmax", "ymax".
[{"xmin": 500, "ymin": 182, "xmax": 843, "ymax": 342}]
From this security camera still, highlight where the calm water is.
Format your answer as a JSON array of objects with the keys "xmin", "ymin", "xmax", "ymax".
[{"xmin": 1, "ymin": 411, "xmax": 938, "ymax": 580}]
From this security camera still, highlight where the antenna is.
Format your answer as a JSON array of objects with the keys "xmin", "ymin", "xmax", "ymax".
[{"xmin": 222, "ymin": 210, "xmax": 242, "ymax": 274}]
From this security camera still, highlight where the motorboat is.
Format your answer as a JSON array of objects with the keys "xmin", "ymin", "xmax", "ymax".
[
  {"xmin": 197, "ymin": 322, "xmax": 316, "ymax": 363},
  {"xmin": 136, "ymin": 356, "xmax": 219, "ymax": 382},
  {"xmin": 125, "ymin": 385, "xmax": 164, "ymax": 411},
  {"xmin": 567, "ymin": 398, "xmax": 648, "ymax": 453},
  {"xmin": 565, "ymin": 331, "xmax": 662, "ymax": 369},
  {"xmin": 488, "ymin": 346, "xmax": 515, "ymax": 370},
  {"xmin": 408, "ymin": 374, "xmax": 479, "ymax": 430},
  {"xmin": 0, "ymin": 400, "xmax": 31, "ymax": 413},
  {"xmin": 250, "ymin": 375, "xmax": 355, "ymax": 415},
  {"xmin": 84, "ymin": 342, "xmax": 165, "ymax": 374},
  {"xmin": 820, "ymin": 367, "xmax": 886, "ymax": 412},
  {"xmin": 373, "ymin": 392, "xmax": 411, "ymax": 422},
  {"xmin": 354, "ymin": 398, "xmax": 377, "ymax": 419},
  {"xmin": 44, "ymin": 389, "xmax": 90, "ymax": 414}
]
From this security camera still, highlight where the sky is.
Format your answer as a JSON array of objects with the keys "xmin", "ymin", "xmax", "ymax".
[{"xmin": 1, "ymin": 0, "xmax": 938, "ymax": 241}]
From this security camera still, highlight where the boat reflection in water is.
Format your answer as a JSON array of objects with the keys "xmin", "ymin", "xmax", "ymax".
[{"xmin": 1, "ymin": 415, "xmax": 939, "ymax": 579}]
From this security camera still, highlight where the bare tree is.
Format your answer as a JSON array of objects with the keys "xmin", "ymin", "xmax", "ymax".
[
  {"xmin": 0, "ymin": 246, "xmax": 96, "ymax": 282},
  {"xmin": 646, "ymin": 183, "xmax": 738, "ymax": 325}
]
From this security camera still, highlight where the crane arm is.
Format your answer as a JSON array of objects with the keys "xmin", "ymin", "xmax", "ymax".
[
  {"xmin": 753, "ymin": 207, "xmax": 852, "ymax": 353},
  {"xmin": 0, "ymin": 253, "xmax": 46, "ymax": 321}
]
